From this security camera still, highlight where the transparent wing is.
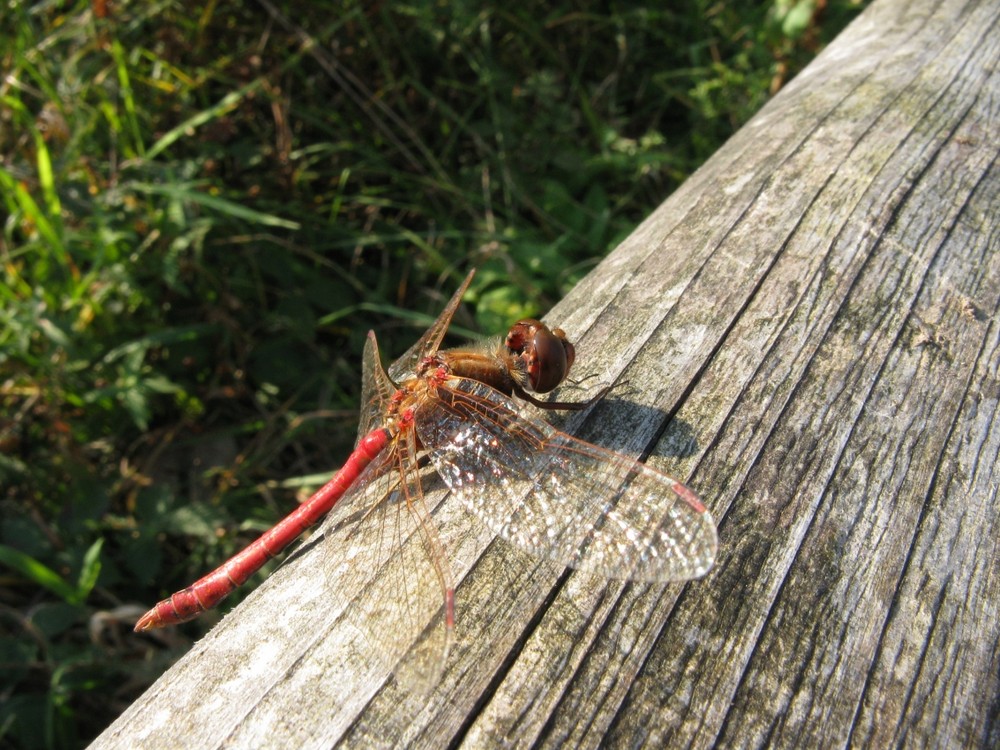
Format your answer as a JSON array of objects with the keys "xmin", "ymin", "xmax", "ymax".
[
  {"xmin": 357, "ymin": 332, "xmax": 397, "ymax": 442},
  {"xmin": 387, "ymin": 269, "xmax": 476, "ymax": 383},
  {"xmin": 318, "ymin": 429, "xmax": 454, "ymax": 684},
  {"xmin": 417, "ymin": 378, "xmax": 717, "ymax": 582}
]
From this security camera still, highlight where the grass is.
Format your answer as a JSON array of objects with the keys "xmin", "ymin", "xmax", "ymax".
[{"xmin": 0, "ymin": 1, "xmax": 868, "ymax": 747}]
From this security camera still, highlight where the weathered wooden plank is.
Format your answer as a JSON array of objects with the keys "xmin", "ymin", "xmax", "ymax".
[{"xmin": 91, "ymin": 0, "xmax": 999, "ymax": 747}]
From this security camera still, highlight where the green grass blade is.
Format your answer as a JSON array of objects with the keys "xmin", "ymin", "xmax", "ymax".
[
  {"xmin": 0, "ymin": 166, "xmax": 67, "ymax": 260},
  {"xmin": 109, "ymin": 37, "xmax": 145, "ymax": 157},
  {"xmin": 75, "ymin": 539, "xmax": 104, "ymax": 601},
  {"xmin": 0, "ymin": 545, "xmax": 80, "ymax": 605},
  {"xmin": 100, "ymin": 322, "xmax": 218, "ymax": 363},
  {"xmin": 33, "ymin": 132, "xmax": 63, "ymax": 236},
  {"xmin": 146, "ymin": 79, "xmax": 265, "ymax": 160},
  {"xmin": 129, "ymin": 182, "xmax": 300, "ymax": 229}
]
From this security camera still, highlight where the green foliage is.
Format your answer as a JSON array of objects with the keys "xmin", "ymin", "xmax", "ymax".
[{"xmin": 0, "ymin": 0, "xmax": 868, "ymax": 746}]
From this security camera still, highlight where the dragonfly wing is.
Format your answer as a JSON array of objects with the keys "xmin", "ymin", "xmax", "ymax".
[
  {"xmin": 357, "ymin": 332, "xmax": 397, "ymax": 442},
  {"xmin": 317, "ymin": 431, "xmax": 454, "ymax": 685},
  {"xmin": 417, "ymin": 378, "xmax": 717, "ymax": 583},
  {"xmin": 387, "ymin": 269, "xmax": 476, "ymax": 383}
]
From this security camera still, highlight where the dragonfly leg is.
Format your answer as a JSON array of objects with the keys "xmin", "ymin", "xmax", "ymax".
[{"xmin": 512, "ymin": 380, "xmax": 618, "ymax": 411}]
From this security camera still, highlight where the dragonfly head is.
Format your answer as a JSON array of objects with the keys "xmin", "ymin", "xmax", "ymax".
[{"xmin": 504, "ymin": 319, "xmax": 576, "ymax": 393}]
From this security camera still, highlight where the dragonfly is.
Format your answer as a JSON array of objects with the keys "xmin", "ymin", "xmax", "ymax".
[{"xmin": 135, "ymin": 270, "xmax": 717, "ymax": 667}]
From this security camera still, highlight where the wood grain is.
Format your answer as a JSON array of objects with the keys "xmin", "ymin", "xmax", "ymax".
[{"xmin": 91, "ymin": 0, "xmax": 999, "ymax": 747}]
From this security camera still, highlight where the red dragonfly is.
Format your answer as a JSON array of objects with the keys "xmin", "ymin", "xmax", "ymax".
[{"xmin": 135, "ymin": 270, "xmax": 716, "ymax": 662}]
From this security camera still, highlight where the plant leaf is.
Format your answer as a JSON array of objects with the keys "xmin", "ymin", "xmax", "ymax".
[
  {"xmin": 75, "ymin": 539, "xmax": 104, "ymax": 601},
  {"xmin": 0, "ymin": 545, "xmax": 79, "ymax": 604}
]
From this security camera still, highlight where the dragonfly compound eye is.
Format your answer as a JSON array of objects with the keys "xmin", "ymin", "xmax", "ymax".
[{"xmin": 506, "ymin": 319, "xmax": 575, "ymax": 393}]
